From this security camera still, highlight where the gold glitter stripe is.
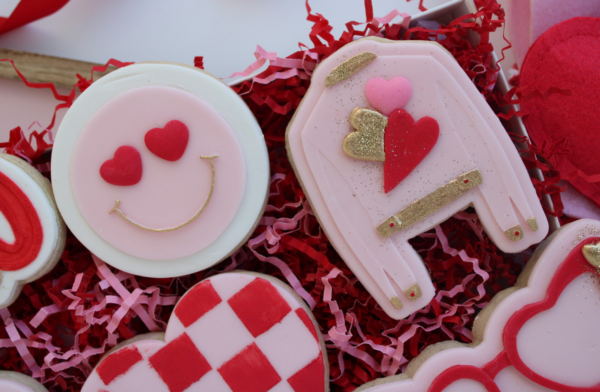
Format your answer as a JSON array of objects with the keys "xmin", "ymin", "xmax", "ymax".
[
  {"xmin": 377, "ymin": 169, "xmax": 483, "ymax": 238},
  {"xmin": 324, "ymin": 52, "xmax": 377, "ymax": 87},
  {"xmin": 109, "ymin": 155, "xmax": 218, "ymax": 232}
]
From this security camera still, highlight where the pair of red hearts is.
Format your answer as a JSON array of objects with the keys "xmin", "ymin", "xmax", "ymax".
[{"xmin": 99, "ymin": 120, "xmax": 189, "ymax": 186}]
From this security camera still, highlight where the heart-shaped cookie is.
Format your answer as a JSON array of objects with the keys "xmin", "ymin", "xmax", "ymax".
[
  {"xmin": 520, "ymin": 17, "xmax": 600, "ymax": 207},
  {"xmin": 83, "ymin": 272, "xmax": 328, "ymax": 392},
  {"xmin": 384, "ymin": 109, "xmax": 439, "ymax": 193},
  {"xmin": 365, "ymin": 77, "xmax": 412, "ymax": 116},
  {"xmin": 504, "ymin": 237, "xmax": 600, "ymax": 390},
  {"xmin": 343, "ymin": 107, "xmax": 387, "ymax": 162},
  {"xmin": 99, "ymin": 146, "xmax": 143, "ymax": 186},
  {"xmin": 145, "ymin": 120, "xmax": 190, "ymax": 162}
]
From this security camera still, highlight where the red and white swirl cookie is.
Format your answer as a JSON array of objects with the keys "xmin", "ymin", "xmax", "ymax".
[
  {"xmin": 51, "ymin": 63, "xmax": 269, "ymax": 277},
  {"xmin": 82, "ymin": 272, "xmax": 328, "ymax": 392},
  {"xmin": 0, "ymin": 153, "xmax": 66, "ymax": 308}
]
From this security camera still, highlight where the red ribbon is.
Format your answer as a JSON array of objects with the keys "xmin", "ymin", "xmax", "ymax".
[{"xmin": 0, "ymin": 0, "xmax": 69, "ymax": 35}]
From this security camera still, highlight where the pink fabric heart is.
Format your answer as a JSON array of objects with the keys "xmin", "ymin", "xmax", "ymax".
[{"xmin": 365, "ymin": 77, "xmax": 412, "ymax": 116}]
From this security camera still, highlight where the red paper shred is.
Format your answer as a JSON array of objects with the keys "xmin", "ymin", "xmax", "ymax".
[{"xmin": 0, "ymin": 1, "xmax": 547, "ymax": 391}]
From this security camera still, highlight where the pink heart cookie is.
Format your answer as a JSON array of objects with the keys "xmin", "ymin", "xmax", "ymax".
[
  {"xmin": 365, "ymin": 77, "xmax": 412, "ymax": 116},
  {"xmin": 83, "ymin": 272, "xmax": 328, "ymax": 392}
]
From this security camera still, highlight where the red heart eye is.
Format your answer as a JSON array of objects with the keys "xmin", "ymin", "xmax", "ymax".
[
  {"xmin": 145, "ymin": 120, "xmax": 189, "ymax": 161},
  {"xmin": 100, "ymin": 146, "xmax": 143, "ymax": 186}
]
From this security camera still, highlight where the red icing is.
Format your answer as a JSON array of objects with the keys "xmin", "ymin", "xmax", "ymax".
[
  {"xmin": 218, "ymin": 342, "xmax": 282, "ymax": 392},
  {"xmin": 503, "ymin": 238, "xmax": 600, "ymax": 391},
  {"xmin": 148, "ymin": 333, "xmax": 211, "ymax": 392},
  {"xmin": 99, "ymin": 146, "xmax": 143, "ymax": 186},
  {"xmin": 0, "ymin": 170, "xmax": 43, "ymax": 271},
  {"xmin": 228, "ymin": 278, "xmax": 292, "ymax": 337},
  {"xmin": 287, "ymin": 353, "xmax": 326, "ymax": 392},
  {"xmin": 96, "ymin": 346, "xmax": 143, "ymax": 385},
  {"xmin": 295, "ymin": 308, "xmax": 318, "ymax": 341},
  {"xmin": 144, "ymin": 120, "xmax": 190, "ymax": 162},
  {"xmin": 520, "ymin": 17, "xmax": 600, "ymax": 207},
  {"xmin": 384, "ymin": 109, "xmax": 439, "ymax": 193},
  {"xmin": 174, "ymin": 280, "xmax": 222, "ymax": 328},
  {"xmin": 429, "ymin": 365, "xmax": 501, "ymax": 392}
]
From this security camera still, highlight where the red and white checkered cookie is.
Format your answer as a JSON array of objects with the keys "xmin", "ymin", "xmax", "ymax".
[{"xmin": 82, "ymin": 272, "xmax": 328, "ymax": 392}]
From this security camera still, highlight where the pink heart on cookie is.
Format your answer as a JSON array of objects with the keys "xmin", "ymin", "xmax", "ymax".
[
  {"xmin": 83, "ymin": 273, "xmax": 327, "ymax": 392},
  {"xmin": 365, "ymin": 77, "xmax": 412, "ymax": 116}
]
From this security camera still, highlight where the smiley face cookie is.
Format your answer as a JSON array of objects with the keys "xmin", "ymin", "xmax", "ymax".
[
  {"xmin": 52, "ymin": 63, "xmax": 269, "ymax": 277},
  {"xmin": 0, "ymin": 153, "xmax": 66, "ymax": 308}
]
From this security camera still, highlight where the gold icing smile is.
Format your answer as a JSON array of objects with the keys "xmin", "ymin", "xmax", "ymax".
[{"xmin": 109, "ymin": 155, "xmax": 218, "ymax": 232}]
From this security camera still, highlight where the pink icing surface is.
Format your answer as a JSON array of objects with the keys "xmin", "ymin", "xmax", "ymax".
[
  {"xmin": 71, "ymin": 86, "xmax": 245, "ymax": 260},
  {"xmin": 0, "ymin": 380, "xmax": 35, "ymax": 392}
]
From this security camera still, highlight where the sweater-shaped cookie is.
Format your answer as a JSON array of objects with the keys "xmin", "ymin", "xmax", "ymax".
[
  {"xmin": 82, "ymin": 272, "xmax": 328, "ymax": 392},
  {"xmin": 51, "ymin": 63, "xmax": 269, "ymax": 277},
  {"xmin": 0, "ymin": 153, "xmax": 65, "ymax": 308},
  {"xmin": 286, "ymin": 38, "xmax": 547, "ymax": 319},
  {"xmin": 356, "ymin": 218, "xmax": 600, "ymax": 392}
]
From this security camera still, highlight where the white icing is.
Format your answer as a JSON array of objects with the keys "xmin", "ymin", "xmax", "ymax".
[
  {"xmin": 0, "ymin": 157, "xmax": 60, "ymax": 307},
  {"xmin": 516, "ymin": 272, "xmax": 600, "ymax": 387},
  {"xmin": 495, "ymin": 366, "xmax": 556, "ymax": 392},
  {"xmin": 52, "ymin": 63, "xmax": 269, "ymax": 277},
  {"xmin": 0, "ymin": 209, "xmax": 15, "ymax": 244},
  {"xmin": 0, "ymin": 379, "xmax": 36, "ymax": 392},
  {"xmin": 441, "ymin": 379, "xmax": 487, "ymax": 392}
]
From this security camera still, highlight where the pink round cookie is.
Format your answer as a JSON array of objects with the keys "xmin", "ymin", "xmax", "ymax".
[{"xmin": 52, "ymin": 63, "xmax": 269, "ymax": 277}]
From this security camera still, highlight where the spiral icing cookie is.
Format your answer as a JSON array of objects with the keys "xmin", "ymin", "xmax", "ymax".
[
  {"xmin": 82, "ymin": 272, "xmax": 328, "ymax": 392},
  {"xmin": 0, "ymin": 371, "xmax": 48, "ymax": 392},
  {"xmin": 52, "ymin": 63, "xmax": 269, "ymax": 277},
  {"xmin": 0, "ymin": 153, "xmax": 66, "ymax": 308}
]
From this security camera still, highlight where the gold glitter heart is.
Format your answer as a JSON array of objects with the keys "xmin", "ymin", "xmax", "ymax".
[
  {"xmin": 342, "ymin": 107, "xmax": 387, "ymax": 162},
  {"xmin": 583, "ymin": 242, "xmax": 600, "ymax": 269}
]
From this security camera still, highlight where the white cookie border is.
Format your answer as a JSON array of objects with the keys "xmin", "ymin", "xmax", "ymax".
[
  {"xmin": 52, "ymin": 63, "xmax": 269, "ymax": 278},
  {"xmin": 0, "ymin": 370, "xmax": 48, "ymax": 392},
  {"xmin": 0, "ymin": 154, "xmax": 64, "ymax": 308}
]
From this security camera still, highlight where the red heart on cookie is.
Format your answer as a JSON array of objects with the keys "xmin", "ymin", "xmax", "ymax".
[
  {"xmin": 145, "ymin": 120, "xmax": 189, "ymax": 161},
  {"xmin": 384, "ymin": 109, "xmax": 439, "ymax": 193},
  {"xmin": 520, "ymin": 17, "xmax": 600, "ymax": 207},
  {"xmin": 99, "ymin": 146, "xmax": 143, "ymax": 186}
]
